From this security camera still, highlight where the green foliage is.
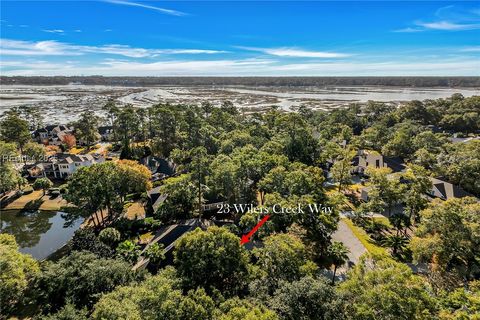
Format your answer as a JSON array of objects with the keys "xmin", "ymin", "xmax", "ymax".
[
  {"xmin": 73, "ymin": 112, "xmax": 101, "ymax": 147},
  {"xmin": 144, "ymin": 242, "xmax": 165, "ymax": 266},
  {"xmin": 0, "ymin": 234, "xmax": 39, "ymax": 316},
  {"xmin": 217, "ymin": 298, "xmax": 278, "ymax": 320},
  {"xmin": 438, "ymin": 281, "xmax": 480, "ymax": 319},
  {"xmin": 252, "ymin": 233, "xmax": 316, "ymax": 294},
  {"xmin": 410, "ymin": 198, "xmax": 480, "ymax": 288},
  {"xmin": 92, "ymin": 268, "xmax": 217, "ymax": 320},
  {"xmin": 156, "ymin": 174, "xmax": 197, "ymax": 221},
  {"xmin": 64, "ymin": 161, "xmax": 151, "ymax": 225},
  {"xmin": 41, "ymin": 303, "xmax": 88, "ymax": 320},
  {"xmin": 116, "ymin": 240, "xmax": 141, "ymax": 263},
  {"xmin": 269, "ymin": 276, "xmax": 344, "ymax": 320},
  {"xmin": 31, "ymin": 251, "xmax": 144, "ymax": 313},
  {"xmin": 98, "ymin": 227, "xmax": 121, "ymax": 247},
  {"xmin": 174, "ymin": 226, "xmax": 250, "ymax": 296},
  {"xmin": 0, "ymin": 111, "xmax": 31, "ymax": 149},
  {"xmin": 339, "ymin": 255, "xmax": 438, "ymax": 320},
  {"xmin": 24, "ymin": 141, "xmax": 46, "ymax": 162},
  {"xmin": 70, "ymin": 228, "xmax": 114, "ymax": 258},
  {"xmin": 33, "ymin": 177, "xmax": 53, "ymax": 195}
]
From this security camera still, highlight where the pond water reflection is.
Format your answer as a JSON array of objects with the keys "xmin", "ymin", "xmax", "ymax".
[{"xmin": 0, "ymin": 210, "xmax": 82, "ymax": 260}]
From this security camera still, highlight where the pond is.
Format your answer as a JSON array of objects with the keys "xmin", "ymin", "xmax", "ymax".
[{"xmin": 0, "ymin": 210, "xmax": 82, "ymax": 260}]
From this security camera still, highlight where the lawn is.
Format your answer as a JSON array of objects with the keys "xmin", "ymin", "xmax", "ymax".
[
  {"xmin": 124, "ymin": 202, "xmax": 146, "ymax": 220},
  {"xmin": 342, "ymin": 217, "xmax": 387, "ymax": 256},
  {"xmin": 4, "ymin": 190, "xmax": 69, "ymax": 211}
]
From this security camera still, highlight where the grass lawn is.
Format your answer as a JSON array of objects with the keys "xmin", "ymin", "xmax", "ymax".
[
  {"xmin": 342, "ymin": 217, "xmax": 387, "ymax": 256},
  {"xmin": 4, "ymin": 190, "xmax": 69, "ymax": 211},
  {"xmin": 372, "ymin": 216, "xmax": 392, "ymax": 228},
  {"xmin": 124, "ymin": 202, "xmax": 146, "ymax": 220}
]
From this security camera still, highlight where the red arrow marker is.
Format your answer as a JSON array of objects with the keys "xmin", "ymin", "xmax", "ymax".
[{"xmin": 240, "ymin": 214, "xmax": 271, "ymax": 245}]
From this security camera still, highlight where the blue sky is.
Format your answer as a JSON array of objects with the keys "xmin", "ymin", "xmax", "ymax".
[{"xmin": 1, "ymin": 1, "xmax": 479, "ymax": 76}]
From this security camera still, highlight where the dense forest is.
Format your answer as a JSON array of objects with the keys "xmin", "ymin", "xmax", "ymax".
[
  {"xmin": 1, "ymin": 76, "xmax": 480, "ymax": 87},
  {"xmin": 1, "ymin": 93, "xmax": 479, "ymax": 319}
]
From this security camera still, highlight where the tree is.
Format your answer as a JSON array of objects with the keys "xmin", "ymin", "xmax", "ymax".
[
  {"xmin": 144, "ymin": 242, "xmax": 165, "ymax": 268},
  {"xmin": 98, "ymin": 227, "xmax": 121, "ymax": 248},
  {"xmin": 31, "ymin": 251, "xmax": 143, "ymax": 313},
  {"xmin": 327, "ymin": 241, "xmax": 350, "ymax": 284},
  {"xmin": 92, "ymin": 267, "xmax": 216, "ymax": 320},
  {"xmin": 0, "ymin": 162, "xmax": 24, "ymax": 194},
  {"xmin": 252, "ymin": 233, "xmax": 316, "ymax": 294},
  {"xmin": 0, "ymin": 234, "xmax": 39, "ymax": 316},
  {"xmin": 73, "ymin": 112, "xmax": 100, "ymax": 148},
  {"xmin": 41, "ymin": 303, "xmax": 88, "ymax": 320},
  {"xmin": 156, "ymin": 174, "xmax": 197, "ymax": 222},
  {"xmin": 188, "ymin": 147, "xmax": 210, "ymax": 216},
  {"xmin": 62, "ymin": 134, "xmax": 77, "ymax": 150},
  {"xmin": 364, "ymin": 167, "xmax": 404, "ymax": 216},
  {"xmin": 65, "ymin": 162, "xmax": 151, "ymax": 225},
  {"xmin": 116, "ymin": 160, "xmax": 152, "ymax": 199},
  {"xmin": 330, "ymin": 148, "xmax": 355, "ymax": 192},
  {"xmin": 116, "ymin": 240, "xmax": 141, "ymax": 263},
  {"xmin": 339, "ymin": 255, "xmax": 437, "ymax": 320},
  {"xmin": 382, "ymin": 234, "xmax": 409, "ymax": 257},
  {"xmin": 269, "ymin": 276, "xmax": 344, "ymax": 320},
  {"xmin": 438, "ymin": 280, "xmax": 480, "ymax": 319},
  {"xmin": 410, "ymin": 198, "xmax": 480, "ymax": 288},
  {"xmin": 0, "ymin": 111, "xmax": 31, "ymax": 153},
  {"xmin": 402, "ymin": 164, "xmax": 432, "ymax": 222},
  {"xmin": 174, "ymin": 226, "xmax": 250, "ymax": 296},
  {"xmin": 218, "ymin": 298, "xmax": 278, "ymax": 320},
  {"xmin": 70, "ymin": 228, "xmax": 114, "ymax": 258},
  {"xmin": 33, "ymin": 177, "xmax": 53, "ymax": 195},
  {"xmin": 23, "ymin": 142, "xmax": 46, "ymax": 163}
]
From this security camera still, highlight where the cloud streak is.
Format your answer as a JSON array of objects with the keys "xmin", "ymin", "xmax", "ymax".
[
  {"xmin": 2, "ymin": 57, "xmax": 478, "ymax": 76},
  {"xmin": 104, "ymin": 0, "xmax": 186, "ymax": 16},
  {"xmin": 417, "ymin": 21, "xmax": 480, "ymax": 31},
  {"xmin": 0, "ymin": 39, "xmax": 226, "ymax": 58},
  {"xmin": 238, "ymin": 46, "xmax": 350, "ymax": 58}
]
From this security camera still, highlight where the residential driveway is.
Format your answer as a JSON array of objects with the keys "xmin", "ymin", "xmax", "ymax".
[{"xmin": 332, "ymin": 219, "xmax": 367, "ymax": 265}]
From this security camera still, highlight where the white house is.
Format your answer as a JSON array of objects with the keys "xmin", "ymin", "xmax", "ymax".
[
  {"xmin": 33, "ymin": 125, "xmax": 73, "ymax": 146},
  {"xmin": 26, "ymin": 153, "xmax": 105, "ymax": 179}
]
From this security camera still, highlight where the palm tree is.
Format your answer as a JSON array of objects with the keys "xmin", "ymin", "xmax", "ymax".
[
  {"xmin": 382, "ymin": 234, "xmax": 409, "ymax": 256},
  {"xmin": 328, "ymin": 241, "xmax": 350, "ymax": 285}
]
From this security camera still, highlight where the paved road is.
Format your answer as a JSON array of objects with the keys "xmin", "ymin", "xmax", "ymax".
[{"xmin": 332, "ymin": 220, "xmax": 367, "ymax": 265}]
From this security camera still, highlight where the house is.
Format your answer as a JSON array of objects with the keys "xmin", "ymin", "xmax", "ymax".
[
  {"xmin": 25, "ymin": 153, "xmax": 105, "ymax": 179},
  {"xmin": 355, "ymin": 150, "xmax": 406, "ymax": 174},
  {"xmin": 140, "ymin": 155, "xmax": 176, "ymax": 181},
  {"xmin": 146, "ymin": 186, "xmax": 168, "ymax": 213},
  {"xmin": 98, "ymin": 126, "xmax": 114, "ymax": 141},
  {"xmin": 427, "ymin": 177, "xmax": 477, "ymax": 201},
  {"xmin": 33, "ymin": 125, "xmax": 73, "ymax": 146}
]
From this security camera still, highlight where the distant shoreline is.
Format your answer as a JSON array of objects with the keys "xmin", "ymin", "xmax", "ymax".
[{"xmin": 1, "ymin": 76, "xmax": 480, "ymax": 88}]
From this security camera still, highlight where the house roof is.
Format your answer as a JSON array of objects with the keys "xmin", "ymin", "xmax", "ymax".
[
  {"xmin": 147, "ymin": 186, "xmax": 168, "ymax": 212},
  {"xmin": 98, "ymin": 126, "xmax": 113, "ymax": 134},
  {"xmin": 384, "ymin": 156, "xmax": 406, "ymax": 173},
  {"xmin": 430, "ymin": 177, "xmax": 475, "ymax": 200},
  {"xmin": 140, "ymin": 155, "xmax": 176, "ymax": 176}
]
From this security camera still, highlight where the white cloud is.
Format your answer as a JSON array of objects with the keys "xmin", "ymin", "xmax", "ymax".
[
  {"xmin": 42, "ymin": 29, "xmax": 65, "ymax": 34},
  {"xmin": 1, "ymin": 58, "xmax": 478, "ymax": 76},
  {"xmin": 417, "ymin": 21, "xmax": 480, "ymax": 31},
  {"xmin": 0, "ymin": 39, "xmax": 227, "ymax": 58},
  {"xmin": 393, "ymin": 27, "xmax": 424, "ymax": 33},
  {"xmin": 104, "ymin": 0, "xmax": 186, "ymax": 16},
  {"xmin": 460, "ymin": 46, "xmax": 480, "ymax": 52},
  {"xmin": 238, "ymin": 46, "xmax": 350, "ymax": 58}
]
